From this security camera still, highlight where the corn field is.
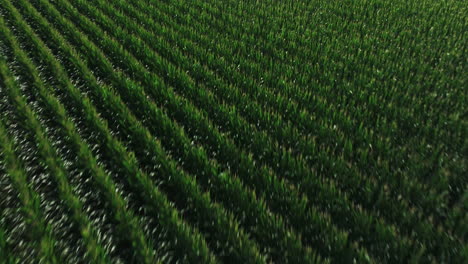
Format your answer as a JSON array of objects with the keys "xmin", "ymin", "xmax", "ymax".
[{"xmin": 0, "ymin": 0, "xmax": 466, "ymax": 263}]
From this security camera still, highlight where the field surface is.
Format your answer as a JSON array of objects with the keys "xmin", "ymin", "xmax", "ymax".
[{"xmin": 0, "ymin": 0, "xmax": 466, "ymax": 263}]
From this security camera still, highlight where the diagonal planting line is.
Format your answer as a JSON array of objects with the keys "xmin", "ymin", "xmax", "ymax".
[
  {"xmin": 0, "ymin": 11, "xmax": 154, "ymax": 264},
  {"xmin": 2, "ymin": 0, "xmax": 224, "ymax": 263},
  {"xmin": 0, "ymin": 60, "xmax": 63, "ymax": 264}
]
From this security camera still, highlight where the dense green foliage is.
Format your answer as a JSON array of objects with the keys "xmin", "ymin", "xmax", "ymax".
[{"xmin": 0, "ymin": 0, "xmax": 466, "ymax": 263}]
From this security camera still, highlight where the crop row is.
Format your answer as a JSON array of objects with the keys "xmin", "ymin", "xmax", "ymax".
[
  {"xmin": 54, "ymin": 0, "xmax": 368, "ymax": 262},
  {"xmin": 0, "ymin": 105, "xmax": 62, "ymax": 263},
  {"xmin": 162, "ymin": 0, "xmax": 466, "ymax": 206},
  {"xmin": 0, "ymin": 11, "xmax": 165, "ymax": 263},
  {"xmin": 37, "ymin": 0, "xmax": 463, "ymax": 261},
  {"xmin": 33, "ymin": 0, "xmax": 388, "ymax": 262},
  {"xmin": 139, "ymin": 0, "xmax": 458, "ymax": 232},
  {"xmin": 0, "ymin": 0, "xmax": 465, "ymax": 263},
  {"xmin": 1, "ymin": 1, "xmax": 246, "ymax": 263},
  {"xmin": 125, "ymin": 0, "xmax": 466, "ymax": 254},
  {"xmin": 5, "ymin": 0, "xmax": 324, "ymax": 262},
  {"xmin": 65, "ymin": 0, "xmax": 460, "ymax": 260}
]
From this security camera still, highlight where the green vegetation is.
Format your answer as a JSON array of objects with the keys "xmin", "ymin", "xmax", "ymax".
[{"xmin": 0, "ymin": 0, "xmax": 466, "ymax": 263}]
